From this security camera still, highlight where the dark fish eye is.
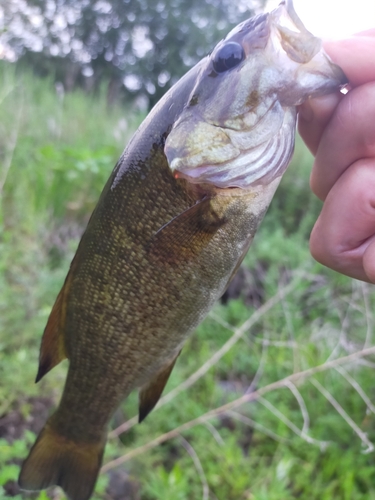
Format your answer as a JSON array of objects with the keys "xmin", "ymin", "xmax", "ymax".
[{"xmin": 212, "ymin": 42, "xmax": 245, "ymax": 73}]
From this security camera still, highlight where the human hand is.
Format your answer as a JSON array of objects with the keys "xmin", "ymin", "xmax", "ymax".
[{"xmin": 298, "ymin": 30, "xmax": 375, "ymax": 282}]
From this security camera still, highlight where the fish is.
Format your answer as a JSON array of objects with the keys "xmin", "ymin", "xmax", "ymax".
[{"xmin": 18, "ymin": 1, "xmax": 347, "ymax": 499}]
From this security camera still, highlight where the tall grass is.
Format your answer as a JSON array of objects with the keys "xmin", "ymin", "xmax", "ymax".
[
  {"xmin": 0, "ymin": 61, "xmax": 143, "ymax": 412},
  {"xmin": 1, "ymin": 61, "xmax": 375, "ymax": 500}
]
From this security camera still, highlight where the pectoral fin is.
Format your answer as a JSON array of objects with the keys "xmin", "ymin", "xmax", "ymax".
[
  {"xmin": 138, "ymin": 351, "xmax": 181, "ymax": 423},
  {"xmin": 222, "ymin": 237, "xmax": 254, "ymax": 294},
  {"xmin": 148, "ymin": 197, "xmax": 227, "ymax": 265}
]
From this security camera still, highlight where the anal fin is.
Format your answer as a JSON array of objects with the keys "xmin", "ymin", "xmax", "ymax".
[{"xmin": 138, "ymin": 351, "xmax": 181, "ymax": 423}]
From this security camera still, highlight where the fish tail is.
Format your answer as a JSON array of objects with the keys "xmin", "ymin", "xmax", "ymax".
[{"xmin": 18, "ymin": 417, "xmax": 106, "ymax": 500}]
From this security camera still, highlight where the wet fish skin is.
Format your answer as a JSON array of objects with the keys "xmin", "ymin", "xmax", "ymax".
[{"xmin": 18, "ymin": 2, "xmax": 347, "ymax": 499}]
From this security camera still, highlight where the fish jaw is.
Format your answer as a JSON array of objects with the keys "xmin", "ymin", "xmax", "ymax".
[
  {"xmin": 266, "ymin": 0, "xmax": 347, "ymax": 106},
  {"xmin": 165, "ymin": 0, "xmax": 347, "ymax": 190}
]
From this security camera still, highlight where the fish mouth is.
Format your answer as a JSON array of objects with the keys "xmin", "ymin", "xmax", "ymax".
[
  {"xmin": 230, "ymin": 0, "xmax": 347, "ymax": 102},
  {"xmin": 272, "ymin": 0, "xmax": 322, "ymax": 64},
  {"xmin": 268, "ymin": 0, "xmax": 347, "ymax": 98}
]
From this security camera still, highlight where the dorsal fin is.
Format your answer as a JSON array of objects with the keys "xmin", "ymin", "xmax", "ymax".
[
  {"xmin": 35, "ymin": 260, "xmax": 77, "ymax": 383},
  {"xmin": 36, "ymin": 291, "xmax": 67, "ymax": 383},
  {"xmin": 138, "ymin": 351, "xmax": 181, "ymax": 423}
]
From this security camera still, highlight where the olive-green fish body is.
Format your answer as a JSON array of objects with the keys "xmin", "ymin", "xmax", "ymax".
[
  {"xmin": 19, "ymin": 2, "xmax": 347, "ymax": 499},
  {"xmin": 53, "ymin": 137, "xmax": 279, "ymax": 440}
]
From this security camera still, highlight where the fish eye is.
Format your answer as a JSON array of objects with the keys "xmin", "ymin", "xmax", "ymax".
[{"xmin": 212, "ymin": 42, "xmax": 245, "ymax": 73}]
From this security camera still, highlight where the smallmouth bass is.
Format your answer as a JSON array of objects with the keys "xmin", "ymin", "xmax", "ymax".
[{"xmin": 19, "ymin": 1, "xmax": 347, "ymax": 499}]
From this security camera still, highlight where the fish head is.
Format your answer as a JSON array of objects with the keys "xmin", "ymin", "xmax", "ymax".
[{"xmin": 165, "ymin": 0, "xmax": 347, "ymax": 189}]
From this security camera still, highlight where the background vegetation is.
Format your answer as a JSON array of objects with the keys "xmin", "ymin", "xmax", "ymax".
[
  {"xmin": 0, "ymin": 0, "xmax": 260, "ymax": 108},
  {"xmin": 1, "ymin": 59, "xmax": 375, "ymax": 500}
]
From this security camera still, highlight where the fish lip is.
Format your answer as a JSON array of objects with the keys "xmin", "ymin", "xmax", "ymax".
[
  {"xmin": 272, "ymin": 0, "xmax": 313, "ymax": 36},
  {"xmin": 269, "ymin": 0, "xmax": 348, "ymax": 91},
  {"xmin": 311, "ymin": 55, "xmax": 348, "ymax": 87},
  {"xmin": 269, "ymin": 0, "xmax": 322, "ymax": 63},
  {"xmin": 283, "ymin": 0, "xmax": 311, "ymax": 35}
]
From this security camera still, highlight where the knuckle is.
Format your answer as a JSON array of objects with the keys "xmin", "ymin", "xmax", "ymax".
[{"xmin": 309, "ymin": 223, "xmax": 329, "ymax": 265}]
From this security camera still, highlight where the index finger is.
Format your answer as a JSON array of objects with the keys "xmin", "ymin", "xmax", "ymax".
[
  {"xmin": 298, "ymin": 31, "xmax": 375, "ymax": 164},
  {"xmin": 324, "ymin": 30, "xmax": 375, "ymax": 87},
  {"xmin": 311, "ymin": 81, "xmax": 375, "ymax": 200}
]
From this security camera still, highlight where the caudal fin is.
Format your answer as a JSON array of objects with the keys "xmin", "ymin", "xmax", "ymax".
[{"xmin": 18, "ymin": 419, "xmax": 106, "ymax": 500}]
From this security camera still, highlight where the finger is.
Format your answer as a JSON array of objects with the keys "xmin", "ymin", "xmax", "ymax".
[
  {"xmin": 352, "ymin": 29, "xmax": 375, "ymax": 37},
  {"xmin": 363, "ymin": 241, "xmax": 375, "ymax": 284},
  {"xmin": 298, "ymin": 32, "xmax": 375, "ymax": 156},
  {"xmin": 310, "ymin": 82, "xmax": 375, "ymax": 200},
  {"xmin": 298, "ymin": 91, "xmax": 343, "ymax": 156},
  {"xmin": 324, "ymin": 33, "xmax": 375, "ymax": 87},
  {"xmin": 310, "ymin": 158, "xmax": 375, "ymax": 283}
]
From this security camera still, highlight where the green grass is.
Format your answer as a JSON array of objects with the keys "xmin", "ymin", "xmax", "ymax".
[{"xmin": 1, "ymin": 61, "xmax": 375, "ymax": 500}]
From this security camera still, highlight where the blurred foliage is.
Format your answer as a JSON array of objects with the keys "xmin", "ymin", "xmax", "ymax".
[
  {"xmin": 1, "ymin": 61, "xmax": 375, "ymax": 500},
  {"xmin": 0, "ymin": 0, "xmax": 264, "ymax": 107}
]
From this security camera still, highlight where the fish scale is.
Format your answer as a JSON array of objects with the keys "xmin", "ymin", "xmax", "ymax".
[{"xmin": 19, "ymin": 2, "xmax": 347, "ymax": 499}]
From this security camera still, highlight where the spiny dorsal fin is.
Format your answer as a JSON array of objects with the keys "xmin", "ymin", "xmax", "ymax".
[
  {"xmin": 148, "ymin": 197, "xmax": 227, "ymax": 265},
  {"xmin": 36, "ymin": 260, "xmax": 77, "ymax": 383},
  {"xmin": 138, "ymin": 351, "xmax": 181, "ymax": 423}
]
